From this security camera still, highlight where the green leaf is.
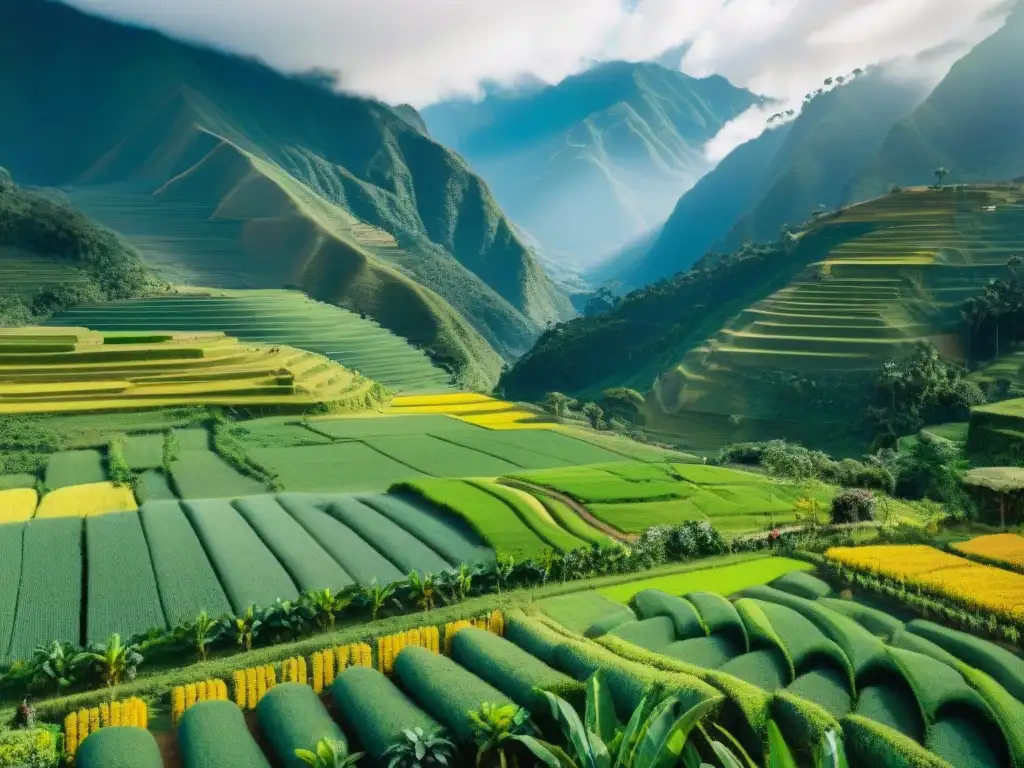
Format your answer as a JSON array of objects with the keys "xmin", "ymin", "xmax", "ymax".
[
  {"xmin": 514, "ymin": 735, "xmax": 577, "ymax": 768},
  {"xmin": 542, "ymin": 689, "xmax": 597, "ymax": 766},
  {"xmin": 634, "ymin": 695, "xmax": 722, "ymax": 768},
  {"xmin": 586, "ymin": 670, "xmax": 619, "ymax": 746},
  {"xmin": 815, "ymin": 729, "xmax": 849, "ymax": 768},
  {"xmin": 613, "ymin": 694, "xmax": 651, "ymax": 768},
  {"xmin": 680, "ymin": 741, "xmax": 704, "ymax": 768},
  {"xmin": 710, "ymin": 741, "xmax": 746, "ymax": 768},
  {"xmin": 767, "ymin": 720, "xmax": 799, "ymax": 768}
]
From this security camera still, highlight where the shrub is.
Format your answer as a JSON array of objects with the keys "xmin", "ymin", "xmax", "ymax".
[
  {"xmin": 74, "ymin": 726, "xmax": 161, "ymax": 768},
  {"xmin": 831, "ymin": 489, "xmax": 875, "ymax": 524},
  {"xmin": 330, "ymin": 666, "xmax": 440, "ymax": 760},
  {"xmin": 255, "ymin": 683, "xmax": 346, "ymax": 768},
  {"xmin": 178, "ymin": 700, "xmax": 271, "ymax": 768},
  {"xmin": 0, "ymin": 725, "xmax": 59, "ymax": 768}
]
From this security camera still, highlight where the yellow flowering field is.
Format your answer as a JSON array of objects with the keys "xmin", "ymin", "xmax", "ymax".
[
  {"xmin": 827, "ymin": 544, "xmax": 1024, "ymax": 620},
  {"xmin": 952, "ymin": 534, "xmax": 1024, "ymax": 571},
  {"xmin": 35, "ymin": 482, "xmax": 138, "ymax": 518},
  {"xmin": 0, "ymin": 488, "xmax": 38, "ymax": 523},
  {"xmin": 390, "ymin": 392, "xmax": 554, "ymax": 430}
]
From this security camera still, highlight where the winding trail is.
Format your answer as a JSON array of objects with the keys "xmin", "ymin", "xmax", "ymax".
[{"xmin": 500, "ymin": 478, "xmax": 637, "ymax": 545}]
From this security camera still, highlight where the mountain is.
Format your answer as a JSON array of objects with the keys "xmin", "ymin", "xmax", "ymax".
[
  {"xmin": 503, "ymin": 184, "xmax": 1024, "ymax": 452},
  {"xmin": 422, "ymin": 62, "xmax": 759, "ymax": 265},
  {"xmin": 853, "ymin": 3, "xmax": 1024, "ymax": 196},
  {"xmin": 621, "ymin": 71, "xmax": 925, "ymax": 287},
  {"xmin": 0, "ymin": 0, "xmax": 575, "ymax": 389}
]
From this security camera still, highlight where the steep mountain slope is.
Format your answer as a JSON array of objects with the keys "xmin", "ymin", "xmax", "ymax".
[
  {"xmin": 854, "ymin": 4, "xmax": 1024, "ymax": 196},
  {"xmin": 503, "ymin": 185, "xmax": 1024, "ymax": 451},
  {"xmin": 624, "ymin": 73, "xmax": 925, "ymax": 286},
  {"xmin": 0, "ymin": 0, "xmax": 574, "ymax": 388},
  {"xmin": 423, "ymin": 62, "xmax": 758, "ymax": 265}
]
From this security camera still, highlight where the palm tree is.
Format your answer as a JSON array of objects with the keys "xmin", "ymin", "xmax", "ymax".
[
  {"xmin": 31, "ymin": 641, "xmax": 75, "ymax": 693},
  {"xmin": 295, "ymin": 738, "xmax": 364, "ymax": 767},
  {"xmin": 192, "ymin": 610, "xmax": 219, "ymax": 661},
  {"xmin": 74, "ymin": 634, "xmax": 142, "ymax": 687},
  {"xmin": 469, "ymin": 702, "xmax": 549, "ymax": 768},
  {"xmin": 382, "ymin": 727, "xmax": 457, "ymax": 767},
  {"xmin": 361, "ymin": 581, "xmax": 400, "ymax": 622},
  {"xmin": 493, "ymin": 554, "xmax": 515, "ymax": 595},
  {"xmin": 225, "ymin": 605, "xmax": 262, "ymax": 651},
  {"xmin": 304, "ymin": 587, "xmax": 356, "ymax": 629},
  {"xmin": 406, "ymin": 571, "xmax": 438, "ymax": 612},
  {"xmin": 454, "ymin": 563, "xmax": 475, "ymax": 603}
]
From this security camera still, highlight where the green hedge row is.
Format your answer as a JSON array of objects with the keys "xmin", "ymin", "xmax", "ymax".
[
  {"xmin": 607, "ymin": 616, "xmax": 677, "ymax": 651},
  {"xmin": 842, "ymin": 714, "xmax": 952, "ymax": 768},
  {"xmin": 685, "ymin": 591, "xmax": 749, "ymax": 649},
  {"xmin": 451, "ymin": 627, "xmax": 584, "ymax": 712},
  {"xmin": 178, "ymin": 700, "xmax": 271, "ymax": 768},
  {"xmin": 76, "ymin": 726, "xmax": 162, "ymax": 768},
  {"xmin": 331, "ymin": 666, "xmax": 440, "ymax": 760},
  {"xmin": 255, "ymin": 683, "xmax": 345, "ymax": 768},
  {"xmin": 394, "ymin": 645, "xmax": 513, "ymax": 743},
  {"xmin": 630, "ymin": 590, "xmax": 706, "ymax": 639}
]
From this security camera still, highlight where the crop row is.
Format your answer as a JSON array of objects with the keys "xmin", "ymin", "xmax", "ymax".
[{"xmin": 63, "ymin": 697, "xmax": 147, "ymax": 760}]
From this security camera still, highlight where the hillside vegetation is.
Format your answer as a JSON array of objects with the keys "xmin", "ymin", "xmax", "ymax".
[
  {"xmin": 618, "ymin": 72, "xmax": 925, "ymax": 287},
  {"xmin": 504, "ymin": 185, "xmax": 1024, "ymax": 449},
  {"xmin": 0, "ymin": 0, "xmax": 575, "ymax": 389},
  {"xmin": 424, "ymin": 62, "xmax": 757, "ymax": 264}
]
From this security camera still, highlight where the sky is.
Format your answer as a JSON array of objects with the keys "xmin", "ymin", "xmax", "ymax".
[{"xmin": 67, "ymin": 0, "xmax": 1015, "ymax": 157}]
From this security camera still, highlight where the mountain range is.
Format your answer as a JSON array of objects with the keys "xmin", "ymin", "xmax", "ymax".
[
  {"xmin": 0, "ymin": 0, "xmax": 575, "ymax": 389},
  {"xmin": 422, "ymin": 62, "xmax": 759, "ymax": 266}
]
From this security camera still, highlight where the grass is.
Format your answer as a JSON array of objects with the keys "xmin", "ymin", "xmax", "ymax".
[
  {"xmin": 169, "ymin": 449, "xmax": 267, "ymax": 499},
  {"xmin": 539, "ymin": 592, "xmax": 637, "ymax": 635},
  {"xmin": 44, "ymin": 450, "xmax": 106, "ymax": 490},
  {"xmin": 249, "ymin": 442, "xmax": 424, "ymax": 493},
  {"xmin": 0, "ymin": 524, "xmax": 24, "ymax": 662},
  {"xmin": 533, "ymin": 490, "xmax": 614, "ymax": 547},
  {"xmin": 396, "ymin": 478, "xmax": 552, "ymax": 559},
  {"xmin": 365, "ymin": 434, "xmax": 520, "ymax": 477},
  {"xmin": 598, "ymin": 558, "xmax": 814, "ymax": 603},
  {"xmin": 468, "ymin": 480, "xmax": 590, "ymax": 552}
]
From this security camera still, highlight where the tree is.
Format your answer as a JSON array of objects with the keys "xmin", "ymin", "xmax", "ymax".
[
  {"xmin": 226, "ymin": 605, "xmax": 262, "ymax": 651},
  {"xmin": 492, "ymin": 554, "xmax": 515, "ymax": 595},
  {"xmin": 382, "ymin": 727, "xmax": 456, "ymax": 767},
  {"xmin": 406, "ymin": 571, "xmax": 438, "ymax": 612},
  {"xmin": 191, "ymin": 610, "xmax": 219, "ymax": 661},
  {"xmin": 31, "ymin": 641, "xmax": 75, "ymax": 693},
  {"xmin": 295, "ymin": 738, "xmax": 364, "ymax": 767},
  {"xmin": 74, "ymin": 634, "xmax": 142, "ymax": 687},
  {"xmin": 962, "ymin": 468, "xmax": 1024, "ymax": 529},
  {"xmin": 934, "ymin": 166, "xmax": 949, "ymax": 186},
  {"xmin": 599, "ymin": 388, "xmax": 646, "ymax": 425},
  {"xmin": 544, "ymin": 392, "xmax": 572, "ymax": 421},
  {"xmin": 361, "ymin": 581, "xmax": 400, "ymax": 621},
  {"xmin": 580, "ymin": 402, "xmax": 604, "ymax": 430},
  {"xmin": 303, "ymin": 587, "xmax": 355, "ymax": 630}
]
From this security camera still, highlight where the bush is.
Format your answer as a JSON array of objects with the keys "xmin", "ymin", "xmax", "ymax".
[
  {"xmin": 255, "ymin": 683, "xmax": 345, "ymax": 768},
  {"xmin": 718, "ymin": 440, "xmax": 895, "ymax": 494},
  {"xmin": 75, "ymin": 726, "xmax": 161, "ymax": 768},
  {"xmin": 178, "ymin": 700, "xmax": 271, "ymax": 768},
  {"xmin": 831, "ymin": 489, "xmax": 875, "ymax": 524},
  {"xmin": 0, "ymin": 726, "xmax": 59, "ymax": 768}
]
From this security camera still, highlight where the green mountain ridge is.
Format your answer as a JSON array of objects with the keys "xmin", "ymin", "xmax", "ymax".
[
  {"xmin": 0, "ymin": 0, "xmax": 574, "ymax": 388},
  {"xmin": 853, "ymin": 3, "xmax": 1024, "ymax": 196},
  {"xmin": 620, "ymin": 72, "xmax": 925, "ymax": 287},
  {"xmin": 423, "ymin": 62, "xmax": 758, "ymax": 265}
]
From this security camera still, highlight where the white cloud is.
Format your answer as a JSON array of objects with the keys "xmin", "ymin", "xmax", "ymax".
[{"xmin": 65, "ymin": 0, "xmax": 1014, "ymax": 164}]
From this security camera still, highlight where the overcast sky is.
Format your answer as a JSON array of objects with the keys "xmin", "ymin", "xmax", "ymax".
[{"xmin": 67, "ymin": 0, "xmax": 1015, "ymax": 156}]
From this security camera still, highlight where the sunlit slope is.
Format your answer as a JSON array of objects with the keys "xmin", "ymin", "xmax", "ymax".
[
  {"xmin": 50, "ymin": 290, "xmax": 455, "ymax": 393},
  {"xmin": 659, "ymin": 187, "xmax": 1024, "ymax": 421},
  {"xmin": 0, "ymin": 327, "xmax": 386, "ymax": 414},
  {"xmin": 0, "ymin": 0, "xmax": 574, "ymax": 387}
]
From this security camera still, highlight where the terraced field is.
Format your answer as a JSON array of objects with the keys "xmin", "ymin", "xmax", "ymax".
[
  {"xmin": 69, "ymin": 560, "xmax": 1024, "ymax": 768},
  {"xmin": 538, "ymin": 570, "xmax": 1022, "ymax": 768},
  {"xmin": 658, "ymin": 187, "xmax": 1024, "ymax": 448},
  {"xmin": 0, "ymin": 247, "xmax": 89, "ymax": 297},
  {"xmin": 0, "ymin": 491, "xmax": 495, "ymax": 661},
  {"xmin": 967, "ymin": 395, "xmax": 1024, "ymax": 459},
  {"xmin": 50, "ymin": 290, "xmax": 454, "ymax": 393},
  {"xmin": 0, "ymin": 327, "xmax": 383, "ymax": 414}
]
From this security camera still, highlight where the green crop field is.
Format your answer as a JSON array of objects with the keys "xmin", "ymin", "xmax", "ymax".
[
  {"xmin": 0, "ymin": 524, "xmax": 24, "ymax": 661},
  {"xmin": 43, "ymin": 449, "xmax": 107, "ymax": 491},
  {"xmin": 363, "ymin": 435, "xmax": 521, "ymax": 477},
  {"xmin": 51, "ymin": 290, "xmax": 455, "ymax": 393},
  {"xmin": 597, "ymin": 558, "xmax": 814, "ymax": 602},
  {"xmin": 250, "ymin": 442, "xmax": 425, "ymax": 493},
  {"xmin": 169, "ymin": 449, "xmax": 267, "ymax": 499},
  {"xmin": 395, "ymin": 478, "xmax": 554, "ymax": 559},
  {"xmin": 85, "ymin": 512, "xmax": 166, "ymax": 643},
  {"xmin": 139, "ymin": 501, "xmax": 232, "ymax": 625},
  {"xmin": 6, "ymin": 518, "xmax": 82, "ymax": 662}
]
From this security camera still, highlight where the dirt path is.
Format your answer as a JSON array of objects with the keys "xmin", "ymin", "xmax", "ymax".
[{"xmin": 501, "ymin": 479, "xmax": 637, "ymax": 544}]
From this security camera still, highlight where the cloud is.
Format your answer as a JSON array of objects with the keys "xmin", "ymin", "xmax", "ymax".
[{"xmin": 65, "ymin": 0, "xmax": 1014, "ymax": 141}]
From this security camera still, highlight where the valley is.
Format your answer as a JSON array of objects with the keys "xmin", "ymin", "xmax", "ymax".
[{"xmin": 1, "ymin": 2, "xmax": 1024, "ymax": 767}]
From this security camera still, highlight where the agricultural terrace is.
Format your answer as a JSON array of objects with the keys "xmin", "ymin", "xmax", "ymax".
[
  {"xmin": 0, "ymin": 327, "xmax": 387, "ymax": 415},
  {"xmin": 49, "ymin": 290, "xmax": 455, "ymax": 393},
  {"xmin": 968, "ymin": 395, "xmax": 1024, "ymax": 460},
  {"xmin": 42, "ymin": 560, "xmax": 1024, "ymax": 768},
  {"xmin": 952, "ymin": 533, "xmax": 1024, "ymax": 572},
  {"xmin": 664, "ymin": 188, "xmax": 1024, "ymax": 444}
]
